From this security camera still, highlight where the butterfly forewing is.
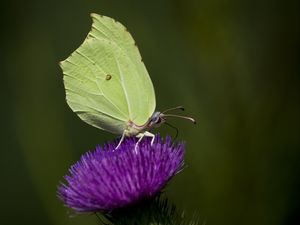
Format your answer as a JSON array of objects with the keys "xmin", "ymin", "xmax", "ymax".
[{"xmin": 60, "ymin": 14, "xmax": 156, "ymax": 134}]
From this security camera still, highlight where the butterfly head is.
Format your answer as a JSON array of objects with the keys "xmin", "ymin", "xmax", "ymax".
[
  {"xmin": 148, "ymin": 106, "xmax": 196, "ymax": 130},
  {"xmin": 148, "ymin": 111, "xmax": 166, "ymax": 128}
]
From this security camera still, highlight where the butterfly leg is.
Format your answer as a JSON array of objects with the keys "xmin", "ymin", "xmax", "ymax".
[
  {"xmin": 144, "ymin": 131, "xmax": 155, "ymax": 145},
  {"xmin": 134, "ymin": 131, "xmax": 155, "ymax": 152},
  {"xmin": 135, "ymin": 133, "xmax": 145, "ymax": 153},
  {"xmin": 115, "ymin": 130, "xmax": 126, "ymax": 149}
]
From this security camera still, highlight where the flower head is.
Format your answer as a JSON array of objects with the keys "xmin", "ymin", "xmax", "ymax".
[{"xmin": 57, "ymin": 135, "xmax": 185, "ymax": 213}]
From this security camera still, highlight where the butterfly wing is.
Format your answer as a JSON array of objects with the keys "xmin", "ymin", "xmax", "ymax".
[{"xmin": 60, "ymin": 14, "xmax": 156, "ymax": 134}]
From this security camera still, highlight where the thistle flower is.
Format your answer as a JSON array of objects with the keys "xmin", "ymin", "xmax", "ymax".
[{"xmin": 57, "ymin": 135, "xmax": 185, "ymax": 213}]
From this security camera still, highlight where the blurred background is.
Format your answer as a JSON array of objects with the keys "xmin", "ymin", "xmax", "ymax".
[{"xmin": 1, "ymin": 0, "xmax": 299, "ymax": 225}]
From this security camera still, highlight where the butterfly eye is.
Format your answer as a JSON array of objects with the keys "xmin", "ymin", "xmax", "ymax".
[
  {"xmin": 156, "ymin": 117, "xmax": 162, "ymax": 124},
  {"xmin": 150, "ymin": 112, "xmax": 162, "ymax": 124},
  {"xmin": 151, "ymin": 117, "xmax": 158, "ymax": 124},
  {"xmin": 152, "ymin": 116, "xmax": 163, "ymax": 125}
]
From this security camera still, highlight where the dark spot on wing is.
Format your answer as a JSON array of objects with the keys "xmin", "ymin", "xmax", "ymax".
[{"xmin": 106, "ymin": 74, "xmax": 112, "ymax": 80}]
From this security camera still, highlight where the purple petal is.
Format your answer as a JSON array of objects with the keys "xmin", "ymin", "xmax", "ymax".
[{"xmin": 57, "ymin": 135, "xmax": 185, "ymax": 212}]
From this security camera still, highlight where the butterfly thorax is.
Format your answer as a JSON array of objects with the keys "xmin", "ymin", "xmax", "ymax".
[
  {"xmin": 125, "ymin": 120, "xmax": 149, "ymax": 136},
  {"xmin": 125, "ymin": 111, "xmax": 165, "ymax": 136}
]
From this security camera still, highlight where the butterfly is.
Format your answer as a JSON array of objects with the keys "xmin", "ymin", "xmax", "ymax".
[{"xmin": 60, "ymin": 13, "xmax": 195, "ymax": 149}]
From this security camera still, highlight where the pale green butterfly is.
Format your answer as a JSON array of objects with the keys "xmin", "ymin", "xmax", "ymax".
[{"xmin": 60, "ymin": 13, "xmax": 195, "ymax": 149}]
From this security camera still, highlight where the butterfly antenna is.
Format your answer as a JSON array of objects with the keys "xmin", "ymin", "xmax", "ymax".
[
  {"xmin": 161, "ymin": 106, "xmax": 185, "ymax": 114},
  {"xmin": 165, "ymin": 122, "xmax": 179, "ymax": 142},
  {"xmin": 164, "ymin": 114, "xmax": 196, "ymax": 124}
]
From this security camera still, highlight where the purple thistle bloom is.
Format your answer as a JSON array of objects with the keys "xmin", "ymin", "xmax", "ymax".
[{"xmin": 57, "ymin": 135, "xmax": 185, "ymax": 213}]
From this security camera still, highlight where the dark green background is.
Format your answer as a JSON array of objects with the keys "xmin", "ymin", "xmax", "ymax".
[{"xmin": 1, "ymin": 0, "xmax": 299, "ymax": 225}]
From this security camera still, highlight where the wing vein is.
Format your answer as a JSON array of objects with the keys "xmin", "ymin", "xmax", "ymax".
[
  {"xmin": 66, "ymin": 87, "xmax": 103, "ymax": 97},
  {"xmin": 92, "ymin": 21, "xmax": 141, "ymax": 73},
  {"xmin": 63, "ymin": 72, "xmax": 100, "ymax": 84},
  {"xmin": 75, "ymin": 49, "xmax": 128, "ymax": 119},
  {"xmin": 91, "ymin": 25, "xmax": 110, "ymax": 39},
  {"xmin": 68, "ymin": 100, "xmax": 125, "ymax": 122},
  {"xmin": 91, "ymin": 21, "xmax": 155, "ymax": 120},
  {"xmin": 114, "ymin": 55, "xmax": 132, "ymax": 119}
]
